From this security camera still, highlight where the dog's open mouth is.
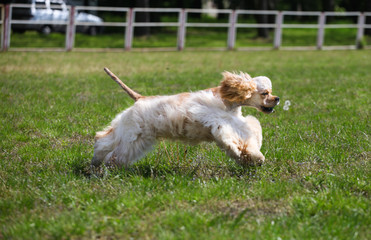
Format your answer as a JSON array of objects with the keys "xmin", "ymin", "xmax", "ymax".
[{"xmin": 261, "ymin": 106, "xmax": 274, "ymax": 113}]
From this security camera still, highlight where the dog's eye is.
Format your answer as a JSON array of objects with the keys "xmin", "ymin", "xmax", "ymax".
[{"xmin": 261, "ymin": 92, "xmax": 268, "ymax": 96}]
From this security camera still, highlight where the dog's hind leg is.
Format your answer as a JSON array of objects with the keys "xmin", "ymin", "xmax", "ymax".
[
  {"xmin": 107, "ymin": 135, "xmax": 156, "ymax": 168},
  {"xmin": 91, "ymin": 126, "xmax": 115, "ymax": 167},
  {"xmin": 92, "ymin": 128, "xmax": 155, "ymax": 169}
]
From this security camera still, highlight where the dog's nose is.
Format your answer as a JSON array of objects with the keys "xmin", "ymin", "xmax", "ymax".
[{"xmin": 275, "ymin": 97, "xmax": 280, "ymax": 102}]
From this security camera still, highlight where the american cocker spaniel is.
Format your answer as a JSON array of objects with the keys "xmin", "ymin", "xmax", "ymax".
[{"xmin": 92, "ymin": 68, "xmax": 279, "ymax": 168}]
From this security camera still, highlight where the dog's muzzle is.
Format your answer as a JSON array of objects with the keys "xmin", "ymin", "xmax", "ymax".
[
  {"xmin": 261, "ymin": 97, "xmax": 280, "ymax": 114},
  {"xmin": 261, "ymin": 106, "xmax": 275, "ymax": 113}
]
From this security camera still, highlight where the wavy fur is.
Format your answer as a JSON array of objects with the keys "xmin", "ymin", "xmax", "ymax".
[{"xmin": 92, "ymin": 71, "xmax": 280, "ymax": 168}]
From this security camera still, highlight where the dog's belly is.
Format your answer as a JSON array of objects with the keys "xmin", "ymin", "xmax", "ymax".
[{"xmin": 155, "ymin": 118, "xmax": 213, "ymax": 144}]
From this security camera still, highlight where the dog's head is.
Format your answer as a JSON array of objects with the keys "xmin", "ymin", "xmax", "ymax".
[{"xmin": 220, "ymin": 71, "xmax": 280, "ymax": 114}]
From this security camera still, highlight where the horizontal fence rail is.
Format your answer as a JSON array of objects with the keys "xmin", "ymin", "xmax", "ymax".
[{"xmin": 1, "ymin": 4, "xmax": 371, "ymax": 52}]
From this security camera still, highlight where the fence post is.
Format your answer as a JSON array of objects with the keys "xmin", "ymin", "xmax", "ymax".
[
  {"xmin": 177, "ymin": 9, "xmax": 186, "ymax": 51},
  {"xmin": 356, "ymin": 13, "xmax": 365, "ymax": 49},
  {"xmin": 65, "ymin": 5, "xmax": 76, "ymax": 51},
  {"xmin": 125, "ymin": 8, "xmax": 134, "ymax": 51},
  {"xmin": 273, "ymin": 11, "xmax": 283, "ymax": 49},
  {"xmin": 2, "ymin": 4, "xmax": 11, "ymax": 51},
  {"xmin": 317, "ymin": 12, "xmax": 326, "ymax": 50},
  {"xmin": 0, "ymin": 5, "xmax": 3, "ymax": 51},
  {"xmin": 227, "ymin": 10, "xmax": 237, "ymax": 50}
]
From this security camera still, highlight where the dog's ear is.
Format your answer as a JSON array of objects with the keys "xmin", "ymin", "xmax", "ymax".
[{"xmin": 220, "ymin": 71, "xmax": 256, "ymax": 102}]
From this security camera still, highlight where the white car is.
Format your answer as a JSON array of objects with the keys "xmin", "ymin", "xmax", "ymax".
[{"xmin": 12, "ymin": 0, "xmax": 104, "ymax": 35}]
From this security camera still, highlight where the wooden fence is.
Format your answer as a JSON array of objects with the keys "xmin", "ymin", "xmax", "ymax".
[{"xmin": 1, "ymin": 4, "xmax": 371, "ymax": 52}]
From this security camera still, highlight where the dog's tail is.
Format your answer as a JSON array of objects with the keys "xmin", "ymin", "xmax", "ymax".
[{"xmin": 104, "ymin": 67, "xmax": 143, "ymax": 101}]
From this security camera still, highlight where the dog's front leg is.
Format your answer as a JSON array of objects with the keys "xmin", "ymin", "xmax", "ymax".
[
  {"xmin": 237, "ymin": 146, "xmax": 265, "ymax": 166},
  {"xmin": 212, "ymin": 125, "xmax": 264, "ymax": 166}
]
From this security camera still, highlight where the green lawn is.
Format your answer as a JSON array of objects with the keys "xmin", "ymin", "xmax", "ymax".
[
  {"xmin": 8, "ymin": 27, "xmax": 371, "ymax": 49},
  {"xmin": 0, "ymin": 50, "xmax": 370, "ymax": 239}
]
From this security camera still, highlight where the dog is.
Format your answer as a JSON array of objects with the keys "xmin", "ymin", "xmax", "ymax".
[{"xmin": 92, "ymin": 68, "xmax": 279, "ymax": 168}]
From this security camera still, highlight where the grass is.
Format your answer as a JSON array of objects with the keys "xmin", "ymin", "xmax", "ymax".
[
  {"xmin": 8, "ymin": 26, "xmax": 371, "ymax": 49},
  {"xmin": 0, "ymin": 50, "xmax": 370, "ymax": 239}
]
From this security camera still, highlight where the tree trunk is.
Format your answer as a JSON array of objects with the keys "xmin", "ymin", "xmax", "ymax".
[
  {"xmin": 323, "ymin": 0, "xmax": 335, "ymax": 22},
  {"xmin": 366, "ymin": 0, "xmax": 371, "ymax": 35},
  {"xmin": 215, "ymin": 0, "xmax": 225, "ymax": 20},
  {"xmin": 135, "ymin": 0, "xmax": 150, "ymax": 37},
  {"xmin": 255, "ymin": 0, "xmax": 269, "ymax": 38}
]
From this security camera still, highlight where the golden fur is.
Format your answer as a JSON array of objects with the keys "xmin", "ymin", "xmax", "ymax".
[
  {"xmin": 220, "ymin": 71, "xmax": 257, "ymax": 102},
  {"xmin": 92, "ymin": 70, "xmax": 279, "ymax": 168}
]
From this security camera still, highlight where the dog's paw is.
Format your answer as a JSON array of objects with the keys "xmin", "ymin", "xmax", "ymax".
[{"xmin": 239, "ymin": 151, "xmax": 265, "ymax": 166}]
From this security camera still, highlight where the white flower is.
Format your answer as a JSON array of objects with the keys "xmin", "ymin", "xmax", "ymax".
[{"xmin": 283, "ymin": 100, "xmax": 291, "ymax": 111}]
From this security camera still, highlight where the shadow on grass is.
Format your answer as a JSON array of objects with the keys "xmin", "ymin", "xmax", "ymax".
[{"xmin": 69, "ymin": 155, "xmax": 261, "ymax": 181}]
